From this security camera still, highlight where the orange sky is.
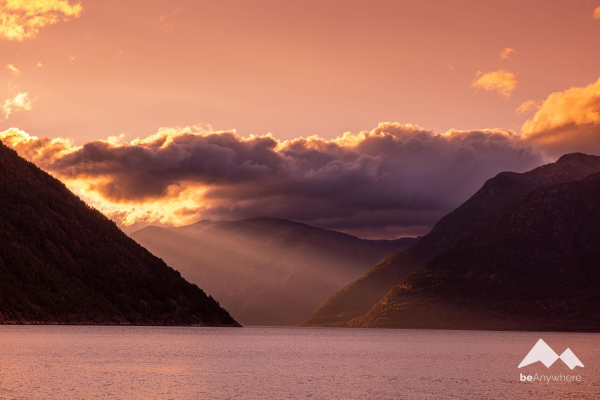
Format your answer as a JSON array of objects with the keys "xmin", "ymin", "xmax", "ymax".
[
  {"xmin": 1, "ymin": 0, "xmax": 599, "ymax": 142},
  {"xmin": 2, "ymin": 0, "xmax": 600, "ymax": 238}
]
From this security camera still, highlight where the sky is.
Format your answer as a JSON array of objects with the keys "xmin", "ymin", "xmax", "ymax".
[{"xmin": 2, "ymin": 0, "xmax": 600, "ymax": 238}]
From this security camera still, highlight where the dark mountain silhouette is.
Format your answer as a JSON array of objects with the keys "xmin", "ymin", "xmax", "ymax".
[
  {"xmin": 352, "ymin": 170, "xmax": 600, "ymax": 331},
  {"xmin": 0, "ymin": 141, "xmax": 239, "ymax": 326},
  {"xmin": 304, "ymin": 153, "xmax": 600, "ymax": 327},
  {"xmin": 131, "ymin": 219, "xmax": 417, "ymax": 326}
]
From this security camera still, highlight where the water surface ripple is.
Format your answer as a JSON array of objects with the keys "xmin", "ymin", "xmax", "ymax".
[{"xmin": 0, "ymin": 326, "xmax": 597, "ymax": 399}]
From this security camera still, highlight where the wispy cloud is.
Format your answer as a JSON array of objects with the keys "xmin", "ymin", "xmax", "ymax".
[
  {"xmin": 516, "ymin": 100, "xmax": 540, "ymax": 115},
  {"xmin": 594, "ymin": 6, "xmax": 600, "ymax": 19},
  {"xmin": 0, "ymin": 0, "xmax": 83, "ymax": 41},
  {"xmin": 160, "ymin": 7, "xmax": 180, "ymax": 31},
  {"xmin": 6, "ymin": 63, "xmax": 21, "ymax": 76},
  {"xmin": 1, "ymin": 92, "xmax": 32, "ymax": 118},
  {"xmin": 500, "ymin": 47, "xmax": 516, "ymax": 60},
  {"xmin": 471, "ymin": 70, "xmax": 518, "ymax": 98}
]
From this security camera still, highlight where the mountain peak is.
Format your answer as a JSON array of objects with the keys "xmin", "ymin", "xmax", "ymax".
[
  {"xmin": 305, "ymin": 153, "xmax": 600, "ymax": 328},
  {"xmin": 193, "ymin": 219, "xmax": 214, "ymax": 225},
  {"xmin": 556, "ymin": 152, "xmax": 600, "ymax": 164},
  {"xmin": 350, "ymin": 171, "xmax": 600, "ymax": 331}
]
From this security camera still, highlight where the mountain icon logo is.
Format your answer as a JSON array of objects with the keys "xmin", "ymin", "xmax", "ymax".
[{"xmin": 518, "ymin": 339, "xmax": 584, "ymax": 370}]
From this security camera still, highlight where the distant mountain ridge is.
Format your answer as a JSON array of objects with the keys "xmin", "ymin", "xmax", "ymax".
[
  {"xmin": 304, "ymin": 153, "xmax": 600, "ymax": 327},
  {"xmin": 351, "ymin": 171, "xmax": 600, "ymax": 331},
  {"xmin": 131, "ymin": 218, "xmax": 418, "ymax": 326},
  {"xmin": 0, "ymin": 141, "xmax": 239, "ymax": 326}
]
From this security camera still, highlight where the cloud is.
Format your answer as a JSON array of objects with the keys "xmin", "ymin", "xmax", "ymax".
[
  {"xmin": 0, "ymin": 0, "xmax": 82, "ymax": 41},
  {"xmin": 1, "ymin": 92, "xmax": 32, "ymax": 118},
  {"xmin": 521, "ymin": 77, "xmax": 600, "ymax": 156},
  {"xmin": 500, "ymin": 48, "xmax": 516, "ymax": 60},
  {"xmin": 471, "ymin": 70, "xmax": 518, "ymax": 98},
  {"xmin": 160, "ymin": 7, "xmax": 180, "ymax": 31},
  {"xmin": 1, "ymin": 124, "xmax": 542, "ymax": 238},
  {"xmin": 594, "ymin": 6, "xmax": 600, "ymax": 19},
  {"xmin": 6, "ymin": 63, "xmax": 21, "ymax": 76},
  {"xmin": 516, "ymin": 100, "xmax": 541, "ymax": 115}
]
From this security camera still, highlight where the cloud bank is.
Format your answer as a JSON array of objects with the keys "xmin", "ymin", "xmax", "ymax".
[
  {"xmin": 4, "ymin": 75, "xmax": 600, "ymax": 238},
  {"xmin": 0, "ymin": 0, "xmax": 82, "ymax": 41},
  {"xmin": 0, "ymin": 124, "xmax": 542, "ymax": 238}
]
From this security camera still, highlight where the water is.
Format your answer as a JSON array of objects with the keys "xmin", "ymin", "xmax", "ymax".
[{"xmin": 0, "ymin": 326, "xmax": 598, "ymax": 399}]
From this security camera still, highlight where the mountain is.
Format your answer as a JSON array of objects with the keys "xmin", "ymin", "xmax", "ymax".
[
  {"xmin": 0, "ymin": 141, "xmax": 239, "ymax": 326},
  {"xmin": 131, "ymin": 219, "xmax": 418, "ymax": 326},
  {"xmin": 350, "ymin": 171, "xmax": 600, "ymax": 331},
  {"xmin": 304, "ymin": 153, "xmax": 600, "ymax": 327}
]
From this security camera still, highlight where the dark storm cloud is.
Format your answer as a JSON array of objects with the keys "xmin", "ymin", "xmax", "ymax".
[{"xmin": 1, "ymin": 124, "xmax": 543, "ymax": 237}]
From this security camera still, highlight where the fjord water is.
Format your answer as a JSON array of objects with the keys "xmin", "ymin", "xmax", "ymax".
[{"xmin": 0, "ymin": 327, "xmax": 597, "ymax": 399}]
